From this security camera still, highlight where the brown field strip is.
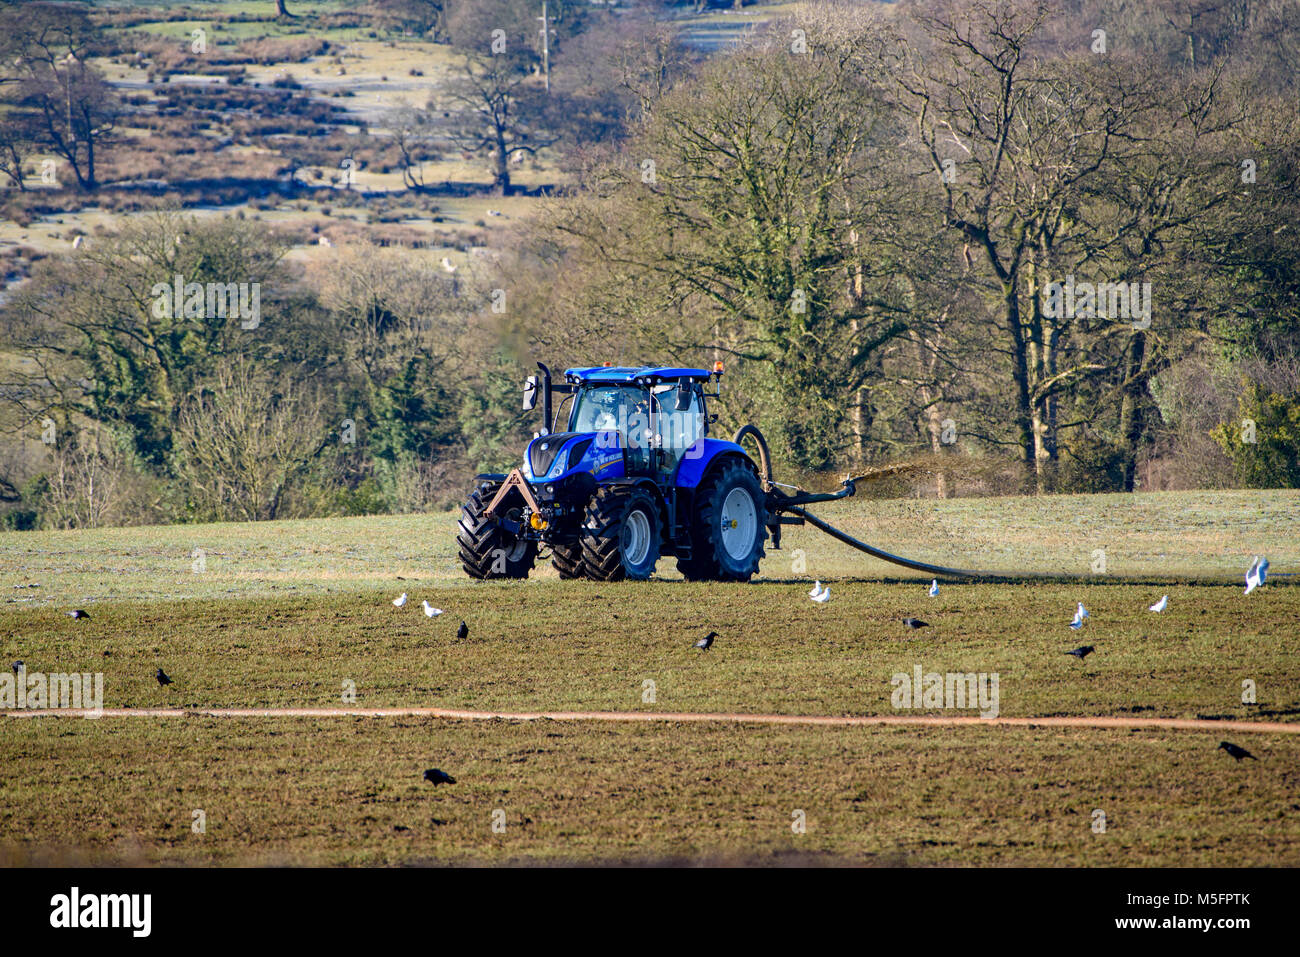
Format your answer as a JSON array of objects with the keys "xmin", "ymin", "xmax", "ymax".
[{"xmin": 4, "ymin": 706, "xmax": 1299, "ymax": 734}]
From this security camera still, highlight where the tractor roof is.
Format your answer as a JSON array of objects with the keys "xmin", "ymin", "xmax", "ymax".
[{"xmin": 565, "ymin": 366, "xmax": 712, "ymax": 384}]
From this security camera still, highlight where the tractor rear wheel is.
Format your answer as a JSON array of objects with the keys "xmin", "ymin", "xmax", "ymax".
[
  {"xmin": 580, "ymin": 486, "xmax": 662, "ymax": 581},
  {"xmin": 677, "ymin": 460, "xmax": 766, "ymax": 582},
  {"xmin": 550, "ymin": 541, "xmax": 585, "ymax": 579},
  {"xmin": 457, "ymin": 480, "xmax": 538, "ymax": 579}
]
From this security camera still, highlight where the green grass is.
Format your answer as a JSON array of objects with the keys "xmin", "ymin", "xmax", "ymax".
[
  {"xmin": 3, "ymin": 718, "xmax": 1296, "ymax": 866},
  {"xmin": 1, "ymin": 489, "xmax": 1296, "ymax": 865},
  {"xmin": 1, "ymin": 580, "xmax": 1296, "ymax": 719},
  {"xmin": 2, "ymin": 490, "xmax": 1293, "ymax": 604}
]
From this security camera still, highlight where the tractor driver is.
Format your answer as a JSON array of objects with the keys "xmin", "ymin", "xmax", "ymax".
[{"xmin": 589, "ymin": 388, "xmax": 624, "ymax": 432}]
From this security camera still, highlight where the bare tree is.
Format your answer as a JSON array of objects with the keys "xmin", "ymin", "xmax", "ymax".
[
  {"xmin": 39, "ymin": 426, "xmax": 128, "ymax": 529},
  {"xmin": 445, "ymin": 54, "xmax": 556, "ymax": 195},
  {"xmin": 0, "ymin": 129, "xmax": 30, "ymax": 189},
  {"xmin": 885, "ymin": 0, "xmax": 1249, "ymax": 490},
  {"xmin": 172, "ymin": 358, "xmax": 328, "ymax": 522},
  {"xmin": 2, "ymin": 3, "xmax": 120, "ymax": 191},
  {"xmin": 389, "ymin": 106, "xmax": 441, "ymax": 192}
]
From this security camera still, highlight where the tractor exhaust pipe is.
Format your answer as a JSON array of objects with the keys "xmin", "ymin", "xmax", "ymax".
[{"xmin": 537, "ymin": 362, "xmax": 554, "ymax": 435}]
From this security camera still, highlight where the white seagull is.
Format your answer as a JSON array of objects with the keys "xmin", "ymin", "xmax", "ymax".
[
  {"xmin": 809, "ymin": 580, "xmax": 830, "ymax": 603},
  {"xmin": 422, "ymin": 600, "xmax": 443, "ymax": 618},
  {"xmin": 392, "ymin": 593, "xmax": 407, "ymax": 607},
  {"xmin": 1070, "ymin": 602, "xmax": 1088, "ymax": 630},
  {"xmin": 928, "ymin": 579, "xmax": 939, "ymax": 598},
  {"xmin": 1148, "ymin": 594, "xmax": 1168, "ymax": 613},
  {"xmin": 441, "ymin": 256, "xmax": 457, "ymax": 273},
  {"xmin": 1245, "ymin": 556, "xmax": 1269, "ymax": 595}
]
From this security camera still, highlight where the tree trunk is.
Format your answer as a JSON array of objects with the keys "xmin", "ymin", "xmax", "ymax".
[
  {"xmin": 276, "ymin": 0, "xmax": 291, "ymax": 18},
  {"xmin": 1117, "ymin": 330, "xmax": 1147, "ymax": 492},
  {"xmin": 493, "ymin": 148, "xmax": 511, "ymax": 196},
  {"xmin": 1024, "ymin": 260, "xmax": 1057, "ymax": 493},
  {"xmin": 1004, "ymin": 285, "xmax": 1036, "ymax": 491}
]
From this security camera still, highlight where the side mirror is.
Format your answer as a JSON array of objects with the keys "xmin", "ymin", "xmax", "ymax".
[
  {"xmin": 522, "ymin": 375, "xmax": 539, "ymax": 411},
  {"xmin": 673, "ymin": 382, "xmax": 693, "ymax": 412}
]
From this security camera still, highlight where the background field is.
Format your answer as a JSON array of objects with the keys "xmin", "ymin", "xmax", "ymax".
[
  {"xmin": 3, "ymin": 488, "xmax": 1295, "ymax": 603},
  {"xmin": 2, "ymin": 490, "xmax": 1297, "ymax": 865}
]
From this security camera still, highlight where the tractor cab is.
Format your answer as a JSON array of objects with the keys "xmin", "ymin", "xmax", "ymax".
[{"xmin": 561, "ymin": 368, "xmax": 710, "ymax": 481}]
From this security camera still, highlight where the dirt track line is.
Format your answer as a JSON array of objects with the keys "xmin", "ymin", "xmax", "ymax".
[{"xmin": 3, "ymin": 707, "xmax": 1298, "ymax": 734}]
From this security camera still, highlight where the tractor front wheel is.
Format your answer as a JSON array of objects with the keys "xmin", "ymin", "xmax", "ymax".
[
  {"xmin": 457, "ymin": 480, "xmax": 538, "ymax": 579},
  {"xmin": 580, "ymin": 486, "xmax": 662, "ymax": 581}
]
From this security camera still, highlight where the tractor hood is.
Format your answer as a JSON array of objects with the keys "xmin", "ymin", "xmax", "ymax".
[
  {"xmin": 523, "ymin": 430, "xmax": 624, "ymax": 483},
  {"xmin": 525, "ymin": 432, "xmax": 585, "ymax": 480}
]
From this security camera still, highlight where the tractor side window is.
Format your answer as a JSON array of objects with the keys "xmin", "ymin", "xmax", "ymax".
[{"xmin": 652, "ymin": 383, "xmax": 704, "ymax": 472}]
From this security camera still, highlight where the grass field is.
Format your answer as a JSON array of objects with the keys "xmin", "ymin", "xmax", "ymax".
[
  {"xmin": 6, "ymin": 719, "xmax": 1298, "ymax": 866},
  {"xmin": 1, "ymin": 489, "xmax": 1297, "ymax": 865}
]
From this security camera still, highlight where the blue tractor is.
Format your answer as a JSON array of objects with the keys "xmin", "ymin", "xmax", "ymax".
[{"xmin": 457, "ymin": 362, "xmax": 771, "ymax": 581}]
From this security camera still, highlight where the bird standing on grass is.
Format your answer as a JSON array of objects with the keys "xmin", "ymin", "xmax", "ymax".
[
  {"xmin": 1066, "ymin": 646, "xmax": 1094, "ymax": 660},
  {"xmin": 1218, "ymin": 742, "xmax": 1257, "ymax": 762},
  {"xmin": 809, "ymin": 581, "xmax": 830, "ymax": 603},
  {"xmin": 66, "ymin": 609, "xmax": 90, "ymax": 620},
  {"xmin": 456, "ymin": 621, "xmax": 468, "ymax": 640},
  {"xmin": 423, "ymin": 601, "xmax": 442, "ymax": 618},
  {"xmin": 902, "ymin": 618, "xmax": 930, "ymax": 630},
  {"xmin": 393, "ymin": 593, "xmax": 408, "ymax": 607},
  {"xmin": 155, "ymin": 668, "xmax": 173, "ymax": 686},
  {"xmin": 1149, "ymin": 595, "xmax": 1168, "ymax": 613},
  {"xmin": 928, "ymin": 579, "xmax": 939, "ymax": 598},
  {"xmin": 423, "ymin": 768, "xmax": 456, "ymax": 785},
  {"xmin": 1244, "ymin": 557, "xmax": 1269, "ymax": 595},
  {"xmin": 695, "ymin": 631, "xmax": 718, "ymax": 651},
  {"xmin": 1070, "ymin": 603, "xmax": 1088, "ymax": 629}
]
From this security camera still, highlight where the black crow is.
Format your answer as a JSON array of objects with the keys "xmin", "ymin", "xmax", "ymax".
[
  {"xmin": 695, "ymin": 631, "xmax": 718, "ymax": 651},
  {"xmin": 1066, "ymin": 646, "xmax": 1094, "ymax": 660},
  {"xmin": 456, "ymin": 621, "xmax": 468, "ymax": 641},
  {"xmin": 66, "ymin": 609, "xmax": 90, "ymax": 620},
  {"xmin": 11, "ymin": 660, "xmax": 23, "ymax": 674},
  {"xmin": 155, "ymin": 668, "xmax": 173, "ymax": 686},
  {"xmin": 1218, "ymin": 741, "xmax": 1257, "ymax": 762},
  {"xmin": 423, "ymin": 768, "xmax": 456, "ymax": 785},
  {"xmin": 901, "ymin": 618, "xmax": 930, "ymax": 630}
]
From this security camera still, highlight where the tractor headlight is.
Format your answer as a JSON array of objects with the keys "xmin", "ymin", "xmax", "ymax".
[{"xmin": 529, "ymin": 513, "xmax": 548, "ymax": 530}]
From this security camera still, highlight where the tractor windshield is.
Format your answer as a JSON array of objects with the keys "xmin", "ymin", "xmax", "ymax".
[{"xmin": 570, "ymin": 385, "xmax": 650, "ymax": 437}]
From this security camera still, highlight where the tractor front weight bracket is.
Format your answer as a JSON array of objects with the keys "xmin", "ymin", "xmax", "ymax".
[{"xmin": 483, "ymin": 468, "xmax": 542, "ymax": 522}]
